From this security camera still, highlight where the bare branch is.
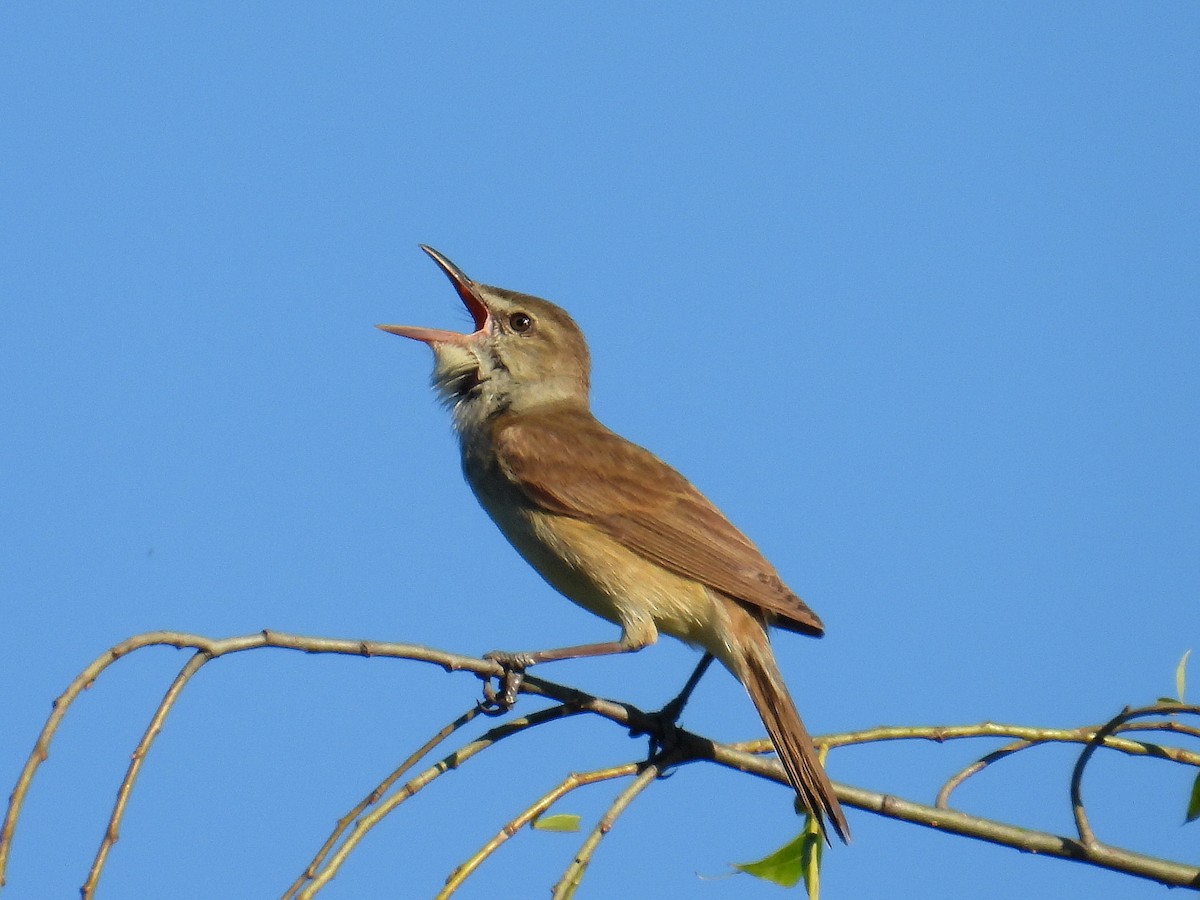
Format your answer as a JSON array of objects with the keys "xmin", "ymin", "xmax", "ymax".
[
  {"xmin": 933, "ymin": 715, "xmax": 1200, "ymax": 810},
  {"xmin": 296, "ymin": 705, "xmax": 584, "ymax": 898},
  {"xmin": 4, "ymin": 631, "xmax": 1199, "ymax": 896},
  {"xmin": 936, "ymin": 738, "xmax": 1033, "ymax": 809},
  {"xmin": 552, "ymin": 761, "xmax": 664, "ymax": 899},
  {"xmin": 708, "ymin": 740, "xmax": 1200, "ymax": 889},
  {"xmin": 83, "ymin": 649, "xmax": 212, "ymax": 898},
  {"xmin": 285, "ymin": 704, "xmax": 485, "ymax": 900},
  {"xmin": 2, "ymin": 628, "xmax": 504, "ymax": 886},
  {"xmin": 1070, "ymin": 703, "xmax": 1200, "ymax": 847},
  {"xmin": 437, "ymin": 762, "xmax": 639, "ymax": 898}
]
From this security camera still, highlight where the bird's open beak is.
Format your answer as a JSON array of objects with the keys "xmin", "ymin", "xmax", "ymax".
[{"xmin": 376, "ymin": 245, "xmax": 490, "ymax": 346}]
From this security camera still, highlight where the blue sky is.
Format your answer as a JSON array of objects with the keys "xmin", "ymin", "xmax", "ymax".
[{"xmin": 2, "ymin": 4, "xmax": 1197, "ymax": 897}]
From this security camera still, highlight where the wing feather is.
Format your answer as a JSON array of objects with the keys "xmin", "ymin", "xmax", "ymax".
[{"xmin": 492, "ymin": 407, "xmax": 824, "ymax": 636}]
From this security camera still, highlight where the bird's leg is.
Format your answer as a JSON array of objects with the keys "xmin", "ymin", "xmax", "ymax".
[
  {"xmin": 657, "ymin": 652, "xmax": 715, "ymax": 724},
  {"xmin": 631, "ymin": 653, "xmax": 716, "ymax": 759},
  {"xmin": 480, "ymin": 639, "xmax": 638, "ymax": 714}
]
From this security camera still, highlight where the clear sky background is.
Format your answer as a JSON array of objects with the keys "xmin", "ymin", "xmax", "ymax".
[{"xmin": 2, "ymin": 5, "xmax": 1197, "ymax": 898}]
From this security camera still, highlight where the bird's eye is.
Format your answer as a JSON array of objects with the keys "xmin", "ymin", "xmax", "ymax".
[{"xmin": 508, "ymin": 312, "xmax": 533, "ymax": 334}]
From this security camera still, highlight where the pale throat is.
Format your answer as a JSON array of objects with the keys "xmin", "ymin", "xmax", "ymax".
[{"xmin": 450, "ymin": 371, "xmax": 586, "ymax": 438}]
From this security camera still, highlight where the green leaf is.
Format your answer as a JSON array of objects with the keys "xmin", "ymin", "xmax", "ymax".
[
  {"xmin": 1177, "ymin": 649, "xmax": 1192, "ymax": 704},
  {"xmin": 734, "ymin": 826, "xmax": 821, "ymax": 890},
  {"xmin": 1186, "ymin": 772, "xmax": 1200, "ymax": 825},
  {"xmin": 532, "ymin": 813, "xmax": 580, "ymax": 832}
]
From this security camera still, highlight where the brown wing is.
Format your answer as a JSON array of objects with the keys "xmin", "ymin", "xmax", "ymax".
[{"xmin": 492, "ymin": 406, "xmax": 824, "ymax": 636}]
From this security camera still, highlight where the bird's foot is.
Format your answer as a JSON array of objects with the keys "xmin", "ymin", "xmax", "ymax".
[
  {"xmin": 629, "ymin": 703, "xmax": 686, "ymax": 763},
  {"xmin": 478, "ymin": 650, "xmax": 534, "ymax": 715}
]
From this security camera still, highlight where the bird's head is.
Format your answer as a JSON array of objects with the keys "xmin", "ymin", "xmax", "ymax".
[{"xmin": 378, "ymin": 246, "xmax": 590, "ymax": 430}]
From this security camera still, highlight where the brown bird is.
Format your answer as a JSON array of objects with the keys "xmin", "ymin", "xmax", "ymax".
[{"xmin": 378, "ymin": 246, "xmax": 850, "ymax": 843}]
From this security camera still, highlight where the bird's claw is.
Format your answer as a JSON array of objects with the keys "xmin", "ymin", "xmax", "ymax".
[
  {"xmin": 629, "ymin": 705, "xmax": 684, "ymax": 763},
  {"xmin": 478, "ymin": 651, "xmax": 531, "ymax": 715}
]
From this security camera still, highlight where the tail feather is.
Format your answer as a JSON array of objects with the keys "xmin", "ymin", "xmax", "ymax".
[{"xmin": 738, "ymin": 638, "xmax": 850, "ymax": 844}]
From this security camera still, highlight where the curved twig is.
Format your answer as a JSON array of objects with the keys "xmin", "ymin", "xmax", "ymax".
[
  {"xmin": 0, "ymin": 629, "xmax": 634, "ymax": 890},
  {"xmin": 2, "ymin": 630, "xmax": 506, "ymax": 887},
  {"xmin": 5, "ymin": 631, "xmax": 1200, "ymax": 896},
  {"xmin": 296, "ymin": 705, "xmax": 584, "ymax": 898},
  {"xmin": 436, "ymin": 762, "xmax": 639, "ymax": 899},
  {"xmin": 936, "ymin": 739, "xmax": 1033, "ymax": 809},
  {"xmin": 936, "ymin": 716, "xmax": 1200, "ymax": 810},
  {"xmin": 1070, "ymin": 703, "xmax": 1200, "ymax": 847},
  {"xmin": 820, "ymin": 721, "xmax": 1200, "ymax": 765},
  {"xmin": 284, "ymin": 704, "xmax": 484, "ymax": 899},
  {"xmin": 710, "ymin": 735, "xmax": 1200, "ymax": 889},
  {"xmin": 552, "ymin": 760, "xmax": 665, "ymax": 899},
  {"xmin": 82, "ymin": 649, "xmax": 212, "ymax": 898}
]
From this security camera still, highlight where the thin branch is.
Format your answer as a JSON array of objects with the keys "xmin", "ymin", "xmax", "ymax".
[
  {"xmin": 846, "ymin": 780, "xmax": 1200, "ymax": 889},
  {"xmin": 82, "ymin": 649, "xmax": 212, "ymax": 899},
  {"xmin": 5, "ymin": 631, "xmax": 1200, "ymax": 896},
  {"xmin": 296, "ymin": 705, "xmax": 584, "ymax": 898},
  {"xmin": 936, "ymin": 739, "xmax": 1032, "ymax": 809},
  {"xmin": 552, "ymin": 760, "xmax": 665, "ymax": 900},
  {"xmin": 708, "ymin": 740, "xmax": 1200, "ymax": 889},
  {"xmin": 436, "ymin": 763, "xmax": 639, "ymax": 899},
  {"xmin": 935, "ymin": 715, "xmax": 1200, "ymax": 810},
  {"xmin": 284, "ymin": 704, "xmax": 484, "ymax": 900},
  {"xmin": 822, "ymin": 721, "xmax": 1200, "ymax": 766},
  {"xmin": 1, "ymin": 629, "xmax": 516, "ymax": 886},
  {"xmin": 1070, "ymin": 703, "xmax": 1200, "ymax": 847}
]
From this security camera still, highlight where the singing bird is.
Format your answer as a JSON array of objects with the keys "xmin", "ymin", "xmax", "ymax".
[{"xmin": 379, "ymin": 246, "xmax": 849, "ymax": 843}]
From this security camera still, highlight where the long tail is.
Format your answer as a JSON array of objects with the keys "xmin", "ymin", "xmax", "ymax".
[{"xmin": 734, "ymin": 628, "xmax": 850, "ymax": 844}]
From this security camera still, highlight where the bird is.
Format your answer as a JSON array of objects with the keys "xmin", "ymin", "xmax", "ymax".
[{"xmin": 378, "ymin": 245, "xmax": 849, "ymax": 843}]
